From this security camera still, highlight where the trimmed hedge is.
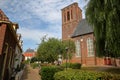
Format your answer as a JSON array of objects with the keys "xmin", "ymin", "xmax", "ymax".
[
  {"xmin": 40, "ymin": 66, "xmax": 64, "ymax": 80},
  {"xmin": 71, "ymin": 63, "xmax": 81, "ymax": 69},
  {"xmin": 54, "ymin": 70, "xmax": 120, "ymax": 80},
  {"xmin": 61, "ymin": 63, "xmax": 81, "ymax": 69}
]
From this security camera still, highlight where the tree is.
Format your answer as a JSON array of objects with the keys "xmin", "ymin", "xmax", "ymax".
[
  {"xmin": 86, "ymin": 0, "xmax": 120, "ymax": 58},
  {"xmin": 37, "ymin": 37, "xmax": 75, "ymax": 63},
  {"xmin": 62, "ymin": 40, "xmax": 75, "ymax": 59}
]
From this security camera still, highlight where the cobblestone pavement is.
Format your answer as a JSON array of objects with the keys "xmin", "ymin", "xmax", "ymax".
[{"xmin": 21, "ymin": 65, "xmax": 41, "ymax": 80}]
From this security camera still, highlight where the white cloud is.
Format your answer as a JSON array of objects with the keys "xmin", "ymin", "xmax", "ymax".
[
  {"xmin": 18, "ymin": 26, "xmax": 61, "ymax": 43},
  {"xmin": 0, "ymin": 0, "xmax": 89, "ymax": 50},
  {"xmin": 17, "ymin": 0, "xmax": 88, "ymax": 23},
  {"xmin": 12, "ymin": 0, "xmax": 88, "ymax": 43}
]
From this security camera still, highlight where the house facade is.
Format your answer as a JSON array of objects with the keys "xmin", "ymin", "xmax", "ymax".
[
  {"xmin": 23, "ymin": 48, "xmax": 36, "ymax": 60},
  {"xmin": 0, "ymin": 9, "xmax": 23, "ymax": 80}
]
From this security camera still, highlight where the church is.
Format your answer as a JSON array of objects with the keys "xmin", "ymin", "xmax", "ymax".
[{"xmin": 61, "ymin": 2, "xmax": 120, "ymax": 66}]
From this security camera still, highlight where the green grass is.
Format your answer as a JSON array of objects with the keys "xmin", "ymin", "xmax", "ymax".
[{"xmin": 81, "ymin": 66, "xmax": 120, "ymax": 74}]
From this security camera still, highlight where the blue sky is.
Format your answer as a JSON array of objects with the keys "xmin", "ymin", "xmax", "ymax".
[{"xmin": 0, "ymin": 0, "xmax": 88, "ymax": 52}]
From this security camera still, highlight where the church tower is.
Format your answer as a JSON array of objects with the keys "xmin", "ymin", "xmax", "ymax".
[{"xmin": 61, "ymin": 2, "xmax": 82, "ymax": 40}]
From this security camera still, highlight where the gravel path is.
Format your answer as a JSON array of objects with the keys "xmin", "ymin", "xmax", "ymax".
[{"xmin": 21, "ymin": 65, "xmax": 41, "ymax": 80}]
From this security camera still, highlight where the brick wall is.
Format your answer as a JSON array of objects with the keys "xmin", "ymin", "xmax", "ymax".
[
  {"xmin": 0, "ymin": 23, "xmax": 18, "ymax": 80},
  {"xmin": 0, "ymin": 23, "xmax": 7, "ymax": 55},
  {"xmin": 70, "ymin": 33, "xmax": 105, "ymax": 66},
  {"xmin": 61, "ymin": 2, "xmax": 82, "ymax": 40}
]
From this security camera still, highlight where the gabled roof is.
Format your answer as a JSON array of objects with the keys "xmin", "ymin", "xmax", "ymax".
[
  {"xmin": 71, "ymin": 19, "xmax": 93, "ymax": 38},
  {"xmin": 0, "ymin": 9, "xmax": 10, "ymax": 22},
  {"xmin": 25, "ymin": 48, "xmax": 35, "ymax": 53}
]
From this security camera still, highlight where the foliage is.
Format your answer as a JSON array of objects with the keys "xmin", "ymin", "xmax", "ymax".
[
  {"xmin": 30, "ymin": 63, "xmax": 40, "ymax": 69},
  {"xmin": 62, "ymin": 40, "xmax": 75, "ymax": 59},
  {"xmin": 86, "ymin": 0, "xmax": 120, "ymax": 57},
  {"xmin": 30, "ymin": 57, "xmax": 38, "ymax": 63},
  {"xmin": 37, "ymin": 37, "xmax": 75, "ymax": 63},
  {"xmin": 40, "ymin": 66, "xmax": 64, "ymax": 80},
  {"xmin": 54, "ymin": 70, "xmax": 120, "ymax": 80},
  {"xmin": 23, "ymin": 59, "xmax": 30, "ymax": 64},
  {"xmin": 61, "ymin": 63, "xmax": 81, "ymax": 69},
  {"xmin": 70, "ymin": 63, "xmax": 81, "ymax": 69}
]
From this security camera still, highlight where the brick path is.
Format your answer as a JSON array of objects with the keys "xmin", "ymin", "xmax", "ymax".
[{"xmin": 21, "ymin": 65, "xmax": 41, "ymax": 80}]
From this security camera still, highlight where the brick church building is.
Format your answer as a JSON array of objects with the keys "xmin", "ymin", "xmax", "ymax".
[{"xmin": 61, "ymin": 2, "xmax": 120, "ymax": 66}]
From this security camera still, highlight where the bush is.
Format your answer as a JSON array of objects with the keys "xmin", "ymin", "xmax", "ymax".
[
  {"xmin": 61, "ymin": 63, "xmax": 81, "ymax": 69},
  {"xmin": 40, "ymin": 66, "xmax": 64, "ymax": 80},
  {"xmin": 30, "ymin": 57, "xmax": 38, "ymax": 63},
  {"xmin": 54, "ymin": 70, "xmax": 120, "ymax": 80},
  {"xmin": 71, "ymin": 63, "xmax": 81, "ymax": 69},
  {"xmin": 31, "ymin": 63, "xmax": 40, "ymax": 69}
]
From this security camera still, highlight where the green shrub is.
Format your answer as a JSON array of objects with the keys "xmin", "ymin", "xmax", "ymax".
[
  {"xmin": 30, "ymin": 57, "xmax": 38, "ymax": 63},
  {"xmin": 71, "ymin": 63, "xmax": 81, "ymax": 69},
  {"xmin": 40, "ymin": 66, "xmax": 64, "ymax": 80},
  {"xmin": 31, "ymin": 63, "xmax": 39, "ymax": 69},
  {"xmin": 61, "ymin": 63, "xmax": 81, "ymax": 69},
  {"xmin": 54, "ymin": 70, "xmax": 120, "ymax": 80},
  {"xmin": 40, "ymin": 63, "xmax": 50, "ymax": 66}
]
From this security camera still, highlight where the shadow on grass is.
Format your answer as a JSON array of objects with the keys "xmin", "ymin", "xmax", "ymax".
[{"xmin": 81, "ymin": 66, "xmax": 120, "ymax": 74}]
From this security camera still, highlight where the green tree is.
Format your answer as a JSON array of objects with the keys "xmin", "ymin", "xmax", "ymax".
[
  {"xmin": 62, "ymin": 40, "xmax": 75, "ymax": 59},
  {"xmin": 37, "ymin": 37, "xmax": 75, "ymax": 63},
  {"xmin": 86, "ymin": 0, "xmax": 120, "ymax": 58}
]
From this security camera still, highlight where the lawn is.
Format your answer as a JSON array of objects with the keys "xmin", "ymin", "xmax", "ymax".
[{"xmin": 81, "ymin": 66, "xmax": 120, "ymax": 74}]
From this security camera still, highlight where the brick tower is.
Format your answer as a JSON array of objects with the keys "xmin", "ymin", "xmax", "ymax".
[{"xmin": 61, "ymin": 2, "xmax": 82, "ymax": 40}]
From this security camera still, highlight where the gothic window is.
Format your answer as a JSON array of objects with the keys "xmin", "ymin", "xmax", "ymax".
[
  {"xmin": 67, "ymin": 11, "xmax": 70, "ymax": 21},
  {"xmin": 71, "ymin": 10, "xmax": 73, "ymax": 19},
  {"xmin": 75, "ymin": 40, "xmax": 81, "ymax": 57},
  {"xmin": 64, "ymin": 13, "xmax": 66, "ymax": 22},
  {"xmin": 87, "ymin": 38, "xmax": 94, "ymax": 57}
]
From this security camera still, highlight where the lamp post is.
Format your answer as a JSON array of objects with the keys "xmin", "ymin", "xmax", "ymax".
[
  {"xmin": 80, "ymin": 38, "xmax": 83, "ymax": 64},
  {"xmin": 65, "ymin": 47, "xmax": 69, "ymax": 70}
]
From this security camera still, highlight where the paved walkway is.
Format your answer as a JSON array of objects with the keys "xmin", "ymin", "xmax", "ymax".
[{"xmin": 21, "ymin": 65, "xmax": 41, "ymax": 80}]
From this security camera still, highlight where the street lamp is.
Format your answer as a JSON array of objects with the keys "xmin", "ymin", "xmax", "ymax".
[{"xmin": 65, "ymin": 47, "xmax": 69, "ymax": 70}]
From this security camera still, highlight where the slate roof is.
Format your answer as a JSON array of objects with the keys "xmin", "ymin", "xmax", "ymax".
[
  {"xmin": 71, "ymin": 19, "xmax": 93, "ymax": 38},
  {"xmin": 0, "ymin": 9, "xmax": 10, "ymax": 22},
  {"xmin": 25, "ymin": 48, "xmax": 35, "ymax": 53}
]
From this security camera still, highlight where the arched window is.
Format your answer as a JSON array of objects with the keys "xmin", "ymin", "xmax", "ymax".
[
  {"xmin": 75, "ymin": 40, "xmax": 81, "ymax": 57},
  {"xmin": 67, "ymin": 11, "xmax": 70, "ymax": 21},
  {"xmin": 87, "ymin": 38, "xmax": 94, "ymax": 57}
]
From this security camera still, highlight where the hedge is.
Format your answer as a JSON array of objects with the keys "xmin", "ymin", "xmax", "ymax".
[
  {"xmin": 40, "ymin": 66, "xmax": 64, "ymax": 80},
  {"xmin": 54, "ymin": 70, "xmax": 120, "ymax": 80},
  {"xmin": 61, "ymin": 63, "xmax": 81, "ymax": 69}
]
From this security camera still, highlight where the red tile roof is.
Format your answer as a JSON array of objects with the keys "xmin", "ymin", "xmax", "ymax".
[{"xmin": 23, "ymin": 52, "xmax": 35, "ymax": 57}]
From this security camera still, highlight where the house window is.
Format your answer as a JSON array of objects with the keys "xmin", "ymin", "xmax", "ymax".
[
  {"xmin": 67, "ymin": 11, "xmax": 70, "ymax": 21},
  {"xmin": 75, "ymin": 40, "xmax": 81, "ymax": 57},
  {"xmin": 87, "ymin": 38, "xmax": 94, "ymax": 57}
]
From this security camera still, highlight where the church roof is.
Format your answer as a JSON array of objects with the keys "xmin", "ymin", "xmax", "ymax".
[
  {"xmin": 71, "ymin": 19, "xmax": 93, "ymax": 38},
  {"xmin": 25, "ymin": 48, "xmax": 35, "ymax": 53},
  {"xmin": 0, "ymin": 9, "xmax": 10, "ymax": 22}
]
